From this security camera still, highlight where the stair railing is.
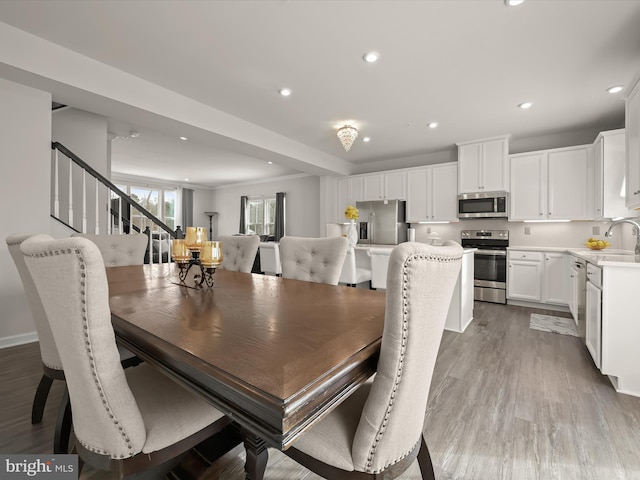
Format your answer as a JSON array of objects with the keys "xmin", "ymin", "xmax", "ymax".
[{"xmin": 51, "ymin": 142, "xmax": 182, "ymax": 264}]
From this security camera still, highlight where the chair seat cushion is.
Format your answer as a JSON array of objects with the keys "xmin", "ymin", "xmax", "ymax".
[
  {"xmin": 354, "ymin": 267, "xmax": 372, "ymax": 284},
  {"xmin": 125, "ymin": 365, "xmax": 225, "ymax": 454},
  {"xmin": 291, "ymin": 377, "xmax": 374, "ymax": 471}
]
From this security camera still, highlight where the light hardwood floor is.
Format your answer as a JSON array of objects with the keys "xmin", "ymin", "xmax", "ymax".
[{"xmin": 2, "ymin": 302, "xmax": 640, "ymax": 479}]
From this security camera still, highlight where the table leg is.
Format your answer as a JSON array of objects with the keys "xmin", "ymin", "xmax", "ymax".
[{"xmin": 242, "ymin": 428, "xmax": 268, "ymax": 480}]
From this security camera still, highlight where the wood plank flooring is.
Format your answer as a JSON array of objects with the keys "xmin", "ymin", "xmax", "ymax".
[{"xmin": 2, "ymin": 302, "xmax": 640, "ymax": 479}]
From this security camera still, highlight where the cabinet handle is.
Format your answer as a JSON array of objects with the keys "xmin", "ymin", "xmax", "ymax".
[{"xmin": 634, "ymin": 190, "xmax": 640, "ymax": 196}]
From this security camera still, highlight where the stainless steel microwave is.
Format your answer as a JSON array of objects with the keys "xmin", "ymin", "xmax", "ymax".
[{"xmin": 457, "ymin": 191, "xmax": 508, "ymax": 219}]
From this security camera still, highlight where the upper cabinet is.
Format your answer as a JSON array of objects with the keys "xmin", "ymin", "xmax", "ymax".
[
  {"xmin": 362, "ymin": 171, "xmax": 407, "ymax": 201},
  {"xmin": 457, "ymin": 135, "xmax": 510, "ymax": 193},
  {"xmin": 337, "ymin": 176, "xmax": 364, "ymax": 220},
  {"xmin": 509, "ymin": 145, "xmax": 591, "ymax": 221},
  {"xmin": 406, "ymin": 163, "xmax": 458, "ymax": 223},
  {"xmin": 592, "ymin": 129, "xmax": 630, "ymax": 219},
  {"xmin": 625, "ymin": 75, "xmax": 640, "ymax": 209}
]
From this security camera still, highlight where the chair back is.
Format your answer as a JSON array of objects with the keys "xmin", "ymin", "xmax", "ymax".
[
  {"xmin": 259, "ymin": 242, "xmax": 282, "ymax": 275},
  {"xmin": 218, "ymin": 235, "xmax": 260, "ymax": 273},
  {"xmin": 6, "ymin": 233, "xmax": 62, "ymax": 370},
  {"xmin": 352, "ymin": 241, "xmax": 462, "ymax": 473},
  {"xmin": 280, "ymin": 236, "xmax": 349, "ymax": 285},
  {"xmin": 339, "ymin": 247, "xmax": 372, "ymax": 285},
  {"xmin": 72, "ymin": 233, "xmax": 148, "ymax": 266},
  {"xmin": 21, "ymin": 236, "xmax": 146, "ymax": 458}
]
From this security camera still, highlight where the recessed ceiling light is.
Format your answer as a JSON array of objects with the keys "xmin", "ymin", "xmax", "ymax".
[
  {"xmin": 518, "ymin": 102, "xmax": 533, "ymax": 109},
  {"xmin": 179, "ymin": 136, "xmax": 188, "ymax": 141},
  {"xmin": 363, "ymin": 51, "xmax": 380, "ymax": 63},
  {"xmin": 363, "ymin": 137, "xmax": 371, "ymax": 142},
  {"xmin": 607, "ymin": 85, "xmax": 624, "ymax": 94},
  {"xmin": 267, "ymin": 161, "xmax": 273, "ymax": 164},
  {"xmin": 129, "ymin": 130, "xmax": 140, "ymax": 138},
  {"xmin": 504, "ymin": 0, "xmax": 524, "ymax": 6},
  {"xmin": 428, "ymin": 122, "xmax": 439, "ymax": 129},
  {"xmin": 184, "ymin": 178, "xmax": 189, "ymax": 182},
  {"xmin": 279, "ymin": 88, "xmax": 292, "ymax": 96}
]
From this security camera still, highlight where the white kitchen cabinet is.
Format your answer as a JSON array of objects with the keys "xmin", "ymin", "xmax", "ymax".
[
  {"xmin": 362, "ymin": 171, "xmax": 407, "ymax": 201},
  {"xmin": 509, "ymin": 145, "xmax": 590, "ymax": 221},
  {"xmin": 445, "ymin": 249, "xmax": 475, "ymax": 333},
  {"xmin": 625, "ymin": 74, "xmax": 640, "ymax": 209},
  {"xmin": 542, "ymin": 252, "xmax": 569, "ymax": 305},
  {"xmin": 507, "ymin": 251, "xmax": 543, "ymax": 302},
  {"xmin": 592, "ymin": 129, "xmax": 629, "ymax": 219},
  {"xmin": 337, "ymin": 176, "xmax": 364, "ymax": 220},
  {"xmin": 406, "ymin": 163, "xmax": 458, "ymax": 222},
  {"xmin": 585, "ymin": 263, "xmax": 602, "ymax": 369},
  {"xmin": 457, "ymin": 135, "xmax": 509, "ymax": 193}
]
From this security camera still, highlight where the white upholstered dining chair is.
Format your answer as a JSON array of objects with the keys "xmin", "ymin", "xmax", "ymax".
[
  {"xmin": 339, "ymin": 247, "xmax": 372, "ymax": 287},
  {"xmin": 283, "ymin": 241, "xmax": 463, "ymax": 479},
  {"xmin": 259, "ymin": 242, "xmax": 282, "ymax": 276},
  {"xmin": 279, "ymin": 236, "xmax": 349, "ymax": 285},
  {"xmin": 218, "ymin": 235, "xmax": 260, "ymax": 273},
  {"xmin": 20, "ymin": 235, "xmax": 232, "ymax": 478},
  {"xmin": 71, "ymin": 233, "xmax": 148, "ymax": 266}
]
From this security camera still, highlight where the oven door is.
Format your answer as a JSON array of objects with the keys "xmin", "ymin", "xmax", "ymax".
[{"xmin": 473, "ymin": 249, "xmax": 507, "ymax": 288}]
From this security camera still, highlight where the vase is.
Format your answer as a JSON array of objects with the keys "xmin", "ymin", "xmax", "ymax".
[{"xmin": 347, "ymin": 219, "xmax": 358, "ymax": 247}]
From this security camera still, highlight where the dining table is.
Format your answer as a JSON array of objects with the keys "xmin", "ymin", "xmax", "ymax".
[{"xmin": 106, "ymin": 263, "xmax": 386, "ymax": 479}]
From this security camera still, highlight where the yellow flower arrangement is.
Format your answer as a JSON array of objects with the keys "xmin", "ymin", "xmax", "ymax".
[{"xmin": 345, "ymin": 205, "xmax": 359, "ymax": 220}]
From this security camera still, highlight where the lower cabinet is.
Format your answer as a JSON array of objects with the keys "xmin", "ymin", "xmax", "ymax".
[
  {"xmin": 586, "ymin": 278, "xmax": 602, "ymax": 369},
  {"xmin": 507, "ymin": 250, "xmax": 569, "ymax": 306}
]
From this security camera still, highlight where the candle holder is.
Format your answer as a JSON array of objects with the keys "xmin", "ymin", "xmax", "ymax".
[{"xmin": 172, "ymin": 239, "xmax": 222, "ymax": 289}]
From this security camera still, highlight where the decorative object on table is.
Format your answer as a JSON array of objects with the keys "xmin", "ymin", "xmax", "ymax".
[
  {"xmin": 345, "ymin": 205, "xmax": 359, "ymax": 247},
  {"xmin": 585, "ymin": 237, "xmax": 610, "ymax": 250},
  {"xmin": 337, "ymin": 125, "xmax": 358, "ymax": 152},
  {"xmin": 172, "ymin": 229, "xmax": 221, "ymax": 288}
]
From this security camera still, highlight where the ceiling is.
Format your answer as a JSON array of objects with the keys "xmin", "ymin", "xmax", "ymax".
[{"xmin": 2, "ymin": 0, "xmax": 640, "ymax": 188}]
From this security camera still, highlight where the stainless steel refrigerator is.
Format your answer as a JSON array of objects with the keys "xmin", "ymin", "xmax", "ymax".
[{"xmin": 356, "ymin": 200, "xmax": 408, "ymax": 245}]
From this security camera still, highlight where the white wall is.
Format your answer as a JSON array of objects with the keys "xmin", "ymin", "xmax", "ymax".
[
  {"xmin": 0, "ymin": 79, "xmax": 51, "ymax": 347},
  {"xmin": 192, "ymin": 188, "xmax": 215, "ymax": 235},
  {"xmin": 212, "ymin": 175, "xmax": 320, "ymax": 238}
]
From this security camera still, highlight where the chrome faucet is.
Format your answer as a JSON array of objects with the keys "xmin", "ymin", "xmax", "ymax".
[{"xmin": 604, "ymin": 218, "xmax": 640, "ymax": 255}]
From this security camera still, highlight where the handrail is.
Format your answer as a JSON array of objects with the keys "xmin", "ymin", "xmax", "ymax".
[{"xmin": 51, "ymin": 142, "xmax": 176, "ymax": 238}]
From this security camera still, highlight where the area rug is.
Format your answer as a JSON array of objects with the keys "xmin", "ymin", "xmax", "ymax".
[{"xmin": 529, "ymin": 313, "xmax": 579, "ymax": 337}]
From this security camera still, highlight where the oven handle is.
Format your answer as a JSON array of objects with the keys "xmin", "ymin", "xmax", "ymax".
[{"xmin": 474, "ymin": 249, "xmax": 507, "ymax": 256}]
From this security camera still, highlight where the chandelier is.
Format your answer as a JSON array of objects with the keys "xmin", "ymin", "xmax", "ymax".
[{"xmin": 337, "ymin": 125, "xmax": 358, "ymax": 152}]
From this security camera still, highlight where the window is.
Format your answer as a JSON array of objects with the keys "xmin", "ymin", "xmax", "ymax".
[
  {"xmin": 112, "ymin": 183, "xmax": 177, "ymax": 233},
  {"xmin": 246, "ymin": 196, "xmax": 276, "ymax": 235}
]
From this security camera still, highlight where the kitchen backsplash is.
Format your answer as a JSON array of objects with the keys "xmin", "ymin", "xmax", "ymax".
[{"xmin": 411, "ymin": 218, "xmax": 639, "ymax": 251}]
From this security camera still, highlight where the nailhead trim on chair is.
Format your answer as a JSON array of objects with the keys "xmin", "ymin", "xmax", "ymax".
[
  {"xmin": 25, "ymin": 247, "xmax": 135, "ymax": 458},
  {"xmin": 364, "ymin": 251, "xmax": 462, "ymax": 473}
]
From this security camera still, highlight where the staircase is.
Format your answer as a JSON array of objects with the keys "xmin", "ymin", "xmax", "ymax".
[{"xmin": 51, "ymin": 142, "xmax": 182, "ymax": 264}]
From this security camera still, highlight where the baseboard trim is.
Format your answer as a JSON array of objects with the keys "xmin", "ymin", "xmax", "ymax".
[{"xmin": 0, "ymin": 332, "xmax": 38, "ymax": 349}]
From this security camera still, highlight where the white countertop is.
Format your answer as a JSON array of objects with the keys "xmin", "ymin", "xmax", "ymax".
[{"xmin": 509, "ymin": 245, "xmax": 640, "ymax": 267}]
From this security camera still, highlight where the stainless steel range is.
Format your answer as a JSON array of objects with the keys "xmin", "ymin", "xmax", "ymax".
[{"xmin": 461, "ymin": 230, "xmax": 509, "ymax": 304}]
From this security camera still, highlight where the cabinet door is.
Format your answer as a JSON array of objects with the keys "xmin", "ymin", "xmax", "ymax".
[
  {"xmin": 593, "ymin": 138, "xmax": 604, "ymax": 218},
  {"xmin": 543, "ymin": 253, "xmax": 569, "ymax": 305},
  {"xmin": 406, "ymin": 169, "xmax": 429, "ymax": 221},
  {"xmin": 337, "ymin": 178, "xmax": 350, "ymax": 221},
  {"xmin": 568, "ymin": 264, "xmax": 578, "ymax": 320},
  {"xmin": 585, "ymin": 280, "xmax": 602, "ymax": 369},
  {"xmin": 363, "ymin": 174, "xmax": 384, "ymax": 201},
  {"xmin": 548, "ymin": 147, "xmax": 590, "ymax": 220},
  {"xmin": 431, "ymin": 163, "xmax": 458, "ymax": 221},
  {"xmin": 482, "ymin": 137, "xmax": 509, "ymax": 192},
  {"xmin": 626, "ymin": 83, "xmax": 640, "ymax": 208},
  {"xmin": 507, "ymin": 259, "xmax": 542, "ymax": 301},
  {"xmin": 509, "ymin": 153, "xmax": 546, "ymax": 220},
  {"xmin": 384, "ymin": 171, "xmax": 407, "ymax": 200},
  {"xmin": 349, "ymin": 177, "xmax": 364, "ymax": 205},
  {"xmin": 458, "ymin": 143, "xmax": 482, "ymax": 193}
]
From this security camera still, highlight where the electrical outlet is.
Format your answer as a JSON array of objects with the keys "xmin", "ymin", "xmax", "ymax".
[
  {"xmin": 427, "ymin": 227, "xmax": 431, "ymax": 234},
  {"xmin": 592, "ymin": 226, "xmax": 600, "ymax": 235},
  {"xmin": 524, "ymin": 226, "xmax": 531, "ymax": 235}
]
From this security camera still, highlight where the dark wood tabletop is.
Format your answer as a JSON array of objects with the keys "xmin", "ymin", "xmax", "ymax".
[{"xmin": 106, "ymin": 264, "xmax": 385, "ymax": 451}]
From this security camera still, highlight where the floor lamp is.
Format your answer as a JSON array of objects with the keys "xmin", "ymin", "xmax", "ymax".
[{"xmin": 204, "ymin": 211, "xmax": 218, "ymax": 240}]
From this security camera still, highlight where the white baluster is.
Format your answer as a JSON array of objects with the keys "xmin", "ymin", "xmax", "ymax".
[
  {"xmin": 82, "ymin": 170, "xmax": 87, "ymax": 233},
  {"xmin": 94, "ymin": 178, "xmax": 100, "ymax": 234},
  {"xmin": 68, "ymin": 158, "xmax": 73, "ymax": 228},
  {"xmin": 53, "ymin": 149, "xmax": 60, "ymax": 217},
  {"xmin": 107, "ymin": 188, "xmax": 112, "ymax": 235},
  {"xmin": 118, "ymin": 197, "xmax": 123, "ymax": 235}
]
